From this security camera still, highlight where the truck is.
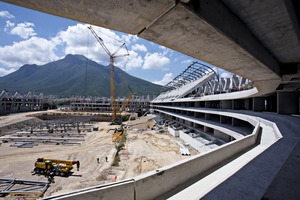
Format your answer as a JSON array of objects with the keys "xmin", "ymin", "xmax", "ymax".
[{"xmin": 32, "ymin": 158, "xmax": 80, "ymax": 177}]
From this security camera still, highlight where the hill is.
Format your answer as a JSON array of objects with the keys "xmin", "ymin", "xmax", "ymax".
[{"xmin": 0, "ymin": 54, "xmax": 163, "ymax": 97}]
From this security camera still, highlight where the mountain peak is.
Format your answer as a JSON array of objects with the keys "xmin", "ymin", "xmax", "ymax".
[
  {"xmin": 64, "ymin": 54, "xmax": 88, "ymax": 62},
  {"xmin": 0, "ymin": 54, "xmax": 163, "ymax": 97},
  {"xmin": 18, "ymin": 64, "xmax": 39, "ymax": 75}
]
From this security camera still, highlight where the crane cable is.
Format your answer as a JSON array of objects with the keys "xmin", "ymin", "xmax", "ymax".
[{"xmin": 94, "ymin": 27, "xmax": 124, "ymax": 44}]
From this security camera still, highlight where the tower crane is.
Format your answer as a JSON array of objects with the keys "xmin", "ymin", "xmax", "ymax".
[{"xmin": 88, "ymin": 26, "xmax": 129, "ymax": 120}]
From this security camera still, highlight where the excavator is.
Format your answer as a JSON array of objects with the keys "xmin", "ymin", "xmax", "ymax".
[
  {"xmin": 32, "ymin": 158, "xmax": 80, "ymax": 177},
  {"xmin": 112, "ymin": 124, "xmax": 124, "ymax": 142}
]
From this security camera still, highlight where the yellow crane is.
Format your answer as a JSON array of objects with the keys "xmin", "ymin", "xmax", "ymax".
[
  {"xmin": 33, "ymin": 158, "xmax": 80, "ymax": 177},
  {"xmin": 88, "ymin": 26, "xmax": 129, "ymax": 120},
  {"xmin": 118, "ymin": 86, "xmax": 134, "ymax": 113}
]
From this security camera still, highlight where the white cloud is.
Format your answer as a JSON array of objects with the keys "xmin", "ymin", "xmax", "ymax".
[
  {"xmin": 4, "ymin": 20, "xmax": 15, "ymax": 31},
  {"xmin": 142, "ymin": 52, "xmax": 170, "ymax": 70},
  {"xmin": 181, "ymin": 59, "xmax": 192, "ymax": 64},
  {"xmin": 0, "ymin": 37, "xmax": 58, "ymax": 69},
  {"xmin": 55, "ymin": 24, "xmax": 94, "ymax": 58},
  {"xmin": 132, "ymin": 44, "xmax": 147, "ymax": 52},
  {"xmin": 153, "ymin": 73, "xmax": 173, "ymax": 85},
  {"xmin": 6, "ymin": 22, "xmax": 37, "ymax": 39},
  {"xmin": 0, "ymin": 10, "xmax": 15, "ymax": 19},
  {"xmin": 120, "ymin": 50, "xmax": 143, "ymax": 71},
  {"xmin": 0, "ymin": 67, "xmax": 15, "ymax": 76},
  {"xmin": 121, "ymin": 34, "xmax": 138, "ymax": 46},
  {"xmin": 55, "ymin": 24, "xmax": 132, "ymax": 67}
]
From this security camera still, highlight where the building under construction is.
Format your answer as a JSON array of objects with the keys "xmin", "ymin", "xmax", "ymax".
[
  {"xmin": 70, "ymin": 95, "xmax": 152, "ymax": 115},
  {"xmin": 0, "ymin": 89, "xmax": 45, "ymax": 115}
]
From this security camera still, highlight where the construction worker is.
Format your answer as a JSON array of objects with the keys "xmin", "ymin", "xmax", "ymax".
[{"xmin": 76, "ymin": 161, "xmax": 80, "ymax": 171}]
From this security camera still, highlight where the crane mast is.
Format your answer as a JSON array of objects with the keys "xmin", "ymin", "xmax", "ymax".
[{"xmin": 88, "ymin": 26, "xmax": 129, "ymax": 120}]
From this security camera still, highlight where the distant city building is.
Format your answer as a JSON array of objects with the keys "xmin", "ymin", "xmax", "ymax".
[{"xmin": 0, "ymin": 89, "xmax": 45, "ymax": 115}]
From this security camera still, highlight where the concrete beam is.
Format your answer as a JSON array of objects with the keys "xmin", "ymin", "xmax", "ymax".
[
  {"xmin": 138, "ymin": 3, "xmax": 281, "ymax": 95},
  {"xmin": 284, "ymin": 0, "xmax": 300, "ymax": 58},
  {"xmin": 0, "ymin": 0, "xmax": 175, "ymax": 35},
  {"xmin": 185, "ymin": 0, "xmax": 281, "ymax": 76},
  {"xmin": 223, "ymin": 0, "xmax": 300, "ymax": 65}
]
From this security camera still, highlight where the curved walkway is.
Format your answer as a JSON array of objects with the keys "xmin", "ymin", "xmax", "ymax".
[
  {"xmin": 203, "ymin": 111, "xmax": 300, "ymax": 200},
  {"xmin": 167, "ymin": 111, "xmax": 300, "ymax": 200}
]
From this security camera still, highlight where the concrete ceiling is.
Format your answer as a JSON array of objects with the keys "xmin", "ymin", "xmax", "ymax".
[{"xmin": 1, "ymin": 0, "xmax": 300, "ymax": 95}]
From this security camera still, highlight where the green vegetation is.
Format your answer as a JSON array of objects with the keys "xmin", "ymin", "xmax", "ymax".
[{"xmin": 0, "ymin": 54, "xmax": 163, "ymax": 97}]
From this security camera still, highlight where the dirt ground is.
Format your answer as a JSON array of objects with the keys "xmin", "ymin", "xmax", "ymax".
[{"xmin": 0, "ymin": 111, "xmax": 194, "ymax": 198}]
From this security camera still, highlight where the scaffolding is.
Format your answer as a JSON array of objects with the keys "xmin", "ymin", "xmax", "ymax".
[{"xmin": 0, "ymin": 178, "xmax": 49, "ymax": 198}]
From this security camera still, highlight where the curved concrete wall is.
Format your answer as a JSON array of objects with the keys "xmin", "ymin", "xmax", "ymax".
[
  {"xmin": 134, "ymin": 125, "xmax": 260, "ymax": 199},
  {"xmin": 44, "ymin": 180, "xmax": 135, "ymax": 200}
]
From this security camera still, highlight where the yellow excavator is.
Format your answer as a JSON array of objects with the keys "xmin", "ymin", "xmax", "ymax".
[
  {"xmin": 32, "ymin": 158, "xmax": 80, "ymax": 177},
  {"xmin": 112, "ymin": 124, "xmax": 124, "ymax": 142}
]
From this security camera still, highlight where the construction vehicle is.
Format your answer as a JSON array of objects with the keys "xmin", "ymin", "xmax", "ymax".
[
  {"xmin": 112, "ymin": 124, "xmax": 124, "ymax": 142},
  {"xmin": 32, "ymin": 158, "xmax": 80, "ymax": 177},
  {"xmin": 88, "ymin": 26, "xmax": 129, "ymax": 121}
]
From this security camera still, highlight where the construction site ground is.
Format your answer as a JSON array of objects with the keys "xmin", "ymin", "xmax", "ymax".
[{"xmin": 0, "ymin": 111, "xmax": 196, "ymax": 198}]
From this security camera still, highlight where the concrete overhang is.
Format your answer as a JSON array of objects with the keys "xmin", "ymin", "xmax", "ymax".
[{"xmin": 1, "ymin": 0, "xmax": 300, "ymax": 96}]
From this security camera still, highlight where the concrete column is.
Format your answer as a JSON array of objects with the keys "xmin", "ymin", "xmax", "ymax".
[
  {"xmin": 277, "ymin": 92, "xmax": 299, "ymax": 114},
  {"xmin": 252, "ymin": 97, "xmax": 265, "ymax": 111},
  {"xmin": 204, "ymin": 126, "xmax": 213, "ymax": 133},
  {"xmin": 244, "ymin": 98, "xmax": 252, "ymax": 110},
  {"xmin": 220, "ymin": 115, "xmax": 230, "ymax": 124},
  {"xmin": 232, "ymin": 99, "xmax": 243, "ymax": 110},
  {"xmin": 221, "ymin": 100, "xmax": 232, "ymax": 109},
  {"xmin": 185, "ymin": 121, "xmax": 192, "ymax": 126},
  {"xmin": 214, "ymin": 129, "xmax": 230, "ymax": 142},
  {"xmin": 205, "ymin": 113, "xmax": 211, "ymax": 120},
  {"xmin": 194, "ymin": 112, "xmax": 197, "ymax": 118},
  {"xmin": 205, "ymin": 101, "xmax": 212, "ymax": 108}
]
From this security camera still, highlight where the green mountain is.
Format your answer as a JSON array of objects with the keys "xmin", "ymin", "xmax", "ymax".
[{"xmin": 0, "ymin": 54, "xmax": 163, "ymax": 97}]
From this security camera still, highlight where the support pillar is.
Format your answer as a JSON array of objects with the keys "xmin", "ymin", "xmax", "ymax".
[
  {"xmin": 252, "ymin": 97, "xmax": 265, "ymax": 111},
  {"xmin": 277, "ymin": 92, "xmax": 299, "ymax": 114},
  {"xmin": 221, "ymin": 100, "xmax": 232, "ymax": 109}
]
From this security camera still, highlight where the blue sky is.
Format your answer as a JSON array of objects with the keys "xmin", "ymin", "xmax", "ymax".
[{"xmin": 0, "ymin": 2, "xmax": 230, "ymax": 85}]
